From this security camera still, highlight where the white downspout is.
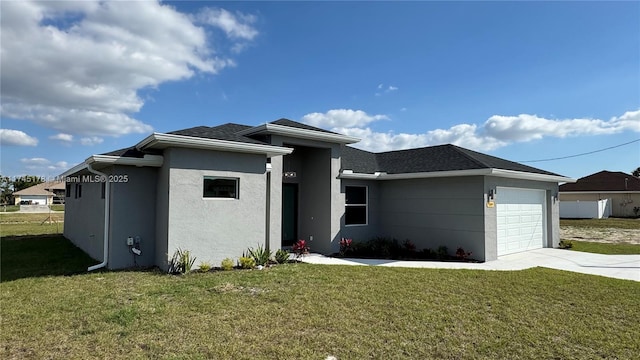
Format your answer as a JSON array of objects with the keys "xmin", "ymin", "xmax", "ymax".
[{"xmin": 87, "ymin": 164, "xmax": 110, "ymax": 271}]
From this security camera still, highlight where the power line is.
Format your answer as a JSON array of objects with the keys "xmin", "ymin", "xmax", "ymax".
[{"xmin": 519, "ymin": 138, "xmax": 640, "ymax": 163}]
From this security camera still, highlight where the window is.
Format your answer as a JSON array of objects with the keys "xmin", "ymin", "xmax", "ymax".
[
  {"xmin": 75, "ymin": 184, "xmax": 82, "ymax": 199},
  {"xmin": 65, "ymin": 184, "xmax": 71, "ymax": 198},
  {"xmin": 203, "ymin": 177, "xmax": 239, "ymax": 199},
  {"xmin": 345, "ymin": 186, "xmax": 367, "ymax": 225}
]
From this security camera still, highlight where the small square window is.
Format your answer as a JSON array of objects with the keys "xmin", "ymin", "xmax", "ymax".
[{"xmin": 203, "ymin": 177, "xmax": 239, "ymax": 199}]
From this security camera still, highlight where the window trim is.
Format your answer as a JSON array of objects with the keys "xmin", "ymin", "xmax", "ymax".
[
  {"xmin": 345, "ymin": 185, "xmax": 368, "ymax": 226},
  {"xmin": 203, "ymin": 176, "xmax": 240, "ymax": 199}
]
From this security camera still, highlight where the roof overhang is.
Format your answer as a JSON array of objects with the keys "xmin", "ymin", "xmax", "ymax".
[
  {"xmin": 136, "ymin": 132, "xmax": 294, "ymax": 158},
  {"xmin": 340, "ymin": 168, "xmax": 575, "ymax": 183},
  {"xmin": 237, "ymin": 123, "xmax": 360, "ymax": 144},
  {"xmin": 60, "ymin": 154, "xmax": 164, "ymax": 178}
]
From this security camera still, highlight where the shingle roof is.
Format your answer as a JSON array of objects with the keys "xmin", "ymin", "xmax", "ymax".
[
  {"xmin": 270, "ymin": 119, "xmax": 339, "ymax": 134},
  {"xmin": 342, "ymin": 144, "xmax": 560, "ymax": 176},
  {"xmin": 14, "ymin": 181, "xmax": 61, "ymax": 196},
  {"xmin": 102, "ymin": 146, "xmax": 149, "ymax": 158},
  {"xmin": 168, "ymin": 123, "xmax": 266, "ymax": 145},
  {"xmin": 560, "ymin": 171, "xmax": 640, "ymax": 192}
]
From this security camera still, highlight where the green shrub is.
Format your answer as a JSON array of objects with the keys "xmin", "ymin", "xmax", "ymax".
[
  {"xmin": 559, "ymin": 240, "xmax": 574, "ymax": 249},
  {"xmin": 248, "ymin": 245, "xmax": 272, "ymax": 266},
  {"xmin": 221, "ymin": 258, "xmax": 234, "ymax": 271},
  {"xmin": 168, "ymin": 248, "xmax": 196, "ymax": 274},
  {"xmin": 198, "ymin": 262, "xmax": 212, "ymax": 272},
  {"xmin": 275, "ymin": 249, "xmax": 290, "ymax": 264},
  {"xmin": 238, "ymin": 256, "xmax": 256, "ymax": 269}
]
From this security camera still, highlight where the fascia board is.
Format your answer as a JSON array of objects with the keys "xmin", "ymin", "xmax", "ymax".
[
  {"xmin": 87, "ymin": 154, "xmax": 164, "ymax": 167},
  {"xmin": 136, "ymin": 133, "xmax": 293, "ymax": 157},
  {"xmin": 340, "ymin": 168, "xmax": 574, "ymax": 183},
  {"xmin": 489, "ymin": 169, "xmax": 575, "ymax": 183}
]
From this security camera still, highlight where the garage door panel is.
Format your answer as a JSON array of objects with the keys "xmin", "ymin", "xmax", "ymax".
[{"xmin": 496, "ymin": 187, "xmax": 546, "ymax": 256}]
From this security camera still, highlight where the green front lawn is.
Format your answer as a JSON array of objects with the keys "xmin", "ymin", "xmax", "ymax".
[
  {"xmin": 568, "ymin": 240, "xmax": 640, "ymax": 255},
  {"xmin": 0, "ymin": 212, "xmax": 64, "ymax": 237},
  {"xmin": 560, "ymin": 218, "xmax": 640, "ymax": 229},
  {"xmin": 1, "ymin": 237, "xmax": 639, "ymax": 359}
]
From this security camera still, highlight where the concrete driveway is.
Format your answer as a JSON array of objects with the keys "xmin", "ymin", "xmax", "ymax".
[{"xmin": 301, "ymin": 248, "xmax": 640, "ymax": 282}]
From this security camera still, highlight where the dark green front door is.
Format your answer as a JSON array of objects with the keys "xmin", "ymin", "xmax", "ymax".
[{"xmin": 282, "ymin": 183, "xmax": 298, "ymax": 246}]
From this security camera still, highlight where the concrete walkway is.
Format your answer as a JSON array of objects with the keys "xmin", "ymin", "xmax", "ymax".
[{"xmin": 301, "ymin": 248, "xmax": 640, "ymax": 282}]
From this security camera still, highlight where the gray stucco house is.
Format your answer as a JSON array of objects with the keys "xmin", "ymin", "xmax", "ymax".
[{"xmin": 61, "ymin": 119, "xmax": 572, "ymax": 270}]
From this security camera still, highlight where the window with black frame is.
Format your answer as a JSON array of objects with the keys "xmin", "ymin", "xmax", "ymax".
[
  {"xmin": 203, "ymin": 177, "xmax": 239, "ymax": 199},
  {"xmin": 345, "ymin": 185, "xmax": 367, "ymax": 225}
]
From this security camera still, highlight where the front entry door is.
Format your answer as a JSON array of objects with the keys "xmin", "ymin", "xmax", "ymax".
[{"xmin": 282, "ymin": 183, "xmax": 298, "ymax": 246}]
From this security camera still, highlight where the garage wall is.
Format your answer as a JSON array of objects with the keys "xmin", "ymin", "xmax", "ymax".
[
  {"xmin": 484, "ymin": 177, "xmax": 559, "ymax": 261},
  {"xmin": 377, "ymin": 176, "xmax": 486, "ymax": 260}
]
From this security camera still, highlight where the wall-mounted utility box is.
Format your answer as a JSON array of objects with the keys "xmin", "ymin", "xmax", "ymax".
[{"xmin": 127, "ymin": 236, "xmax": 134, "ymax": 246}]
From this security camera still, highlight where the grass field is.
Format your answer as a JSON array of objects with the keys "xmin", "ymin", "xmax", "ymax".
[
  {"xmin": 560, "ymin": 217, "xmax": 640, "ymax": 229},
  {"xmin": 567, "ymin": 240, "xmax": 640, "ymax": 255},
  {"xmin": 1, "ymin": 236, "xmax": 639, "ymax": 359},
  {"xmin": 0, "ymin": 212, "xmax": 64, "ymax": 237},
  {"xmin": 0, "ymin": 205, "xmax": 19, "ymax": 212}
]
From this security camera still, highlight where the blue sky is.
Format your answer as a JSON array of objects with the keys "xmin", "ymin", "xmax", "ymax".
[{"xmin": 1, "ymin": 0, "xmax": 638, "ymax": 180}]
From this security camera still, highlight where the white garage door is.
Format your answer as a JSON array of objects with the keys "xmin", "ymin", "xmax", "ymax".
[
  {"xmin": 496, "ymin": 187, "xmax": 546, "ymax": 256},
  {"xmin": 21, "ymin": 195, "xmax": 48, "ymax": 205}
]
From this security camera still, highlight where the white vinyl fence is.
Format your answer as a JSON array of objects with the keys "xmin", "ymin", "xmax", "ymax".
[{"xmin": 560, "ymin": 199, "xmax": 611, "ymax": 219}]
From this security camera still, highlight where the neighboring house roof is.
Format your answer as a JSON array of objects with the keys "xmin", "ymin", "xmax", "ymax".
[
  {"xmin": 13, "ymin": 181, "xmax": 61, "ymax": 196},
  {"xmin": 559, "ymin": 171, "xmax": 640, "ymax": 192},
  {"xmin": 342, "ymin": 144, "xmax": 560, "ymax": 177}
]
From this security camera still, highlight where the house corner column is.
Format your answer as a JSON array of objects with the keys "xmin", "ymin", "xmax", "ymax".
[
  {"xmin": 268, "ymin": 156, "xmax": 283, "ymax": 251},
  {"xmin": 329, "ymin": 146, "xmax": 343, "ymax": 254}
]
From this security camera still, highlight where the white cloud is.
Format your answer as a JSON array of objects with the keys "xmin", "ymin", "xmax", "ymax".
[
  {"xmin": 20, "ymin": 158, "xmax": 69, "ymax": 172},
  {"xmin": 375, "ymin": 84, "xmax": 398, "ymax": 96},
  {"xmin": 21, "ymin": 158, "xmax": 50, "ymax": 166},
  {"xmin": 49, "ymin": 133, "xmax": 74, "ymax": 143},
  {"xmin": 301, "ymin": 109, "xmax": 389, "ymax": 129},
  {"xmin": 301, "ymin": 109, "xmax": 640, "ymax": 153},
  {"xmin": 0, "ymin": 129, "xmax": 38, "ymax": 146},
  {"xmin": 1, "ymin": 1, "xmax": 255, "ymax": 137},
  {"xmin": 195, "ymin": 8, "xmax": 258, "ymax": 40},
  {"xmin": 80, "ymin": 136, "xmax": 104, "ymax": 146},
  {"xmin": 485, "ymin": 110, "xmax": 640, "ymax": 141}
]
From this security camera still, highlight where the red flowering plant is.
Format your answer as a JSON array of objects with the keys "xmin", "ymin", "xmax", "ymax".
[
  {"xmin": 455, "ymin": 247, "xmax": 472, "ymax": 260},
  {"xmin": 339, "ymin": 238, "xmax": 353, "ymax": 256},
  {"xmin": 292, "ymin": 239, "xmax": 310, "ymax": 260}
]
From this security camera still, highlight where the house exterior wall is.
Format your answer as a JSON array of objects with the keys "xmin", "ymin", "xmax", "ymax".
[
  {"xmin": 340, "ymin": 179, "xmax": 381, "ymax": 242},
  {"xmin": 484, "ymin": 176, "xmax": 559, "ymax": 261},
  {"xmin": 560, "ymin": 192, "xmax": 640, "ymax": 217},
  {"xmin": 107, "ymin": 165, "xmax": 158, "ymax": 269},
  {"xmin": 165, "ymin": 148, "xmax": 268, "ymax": 270},
  {"xmin": 63, "ymin": 172, "xmax": 106, "ymax": 262},
  {"xmin": 377, "ymin": 176, "xmax": 486, "ymax": 260}
]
